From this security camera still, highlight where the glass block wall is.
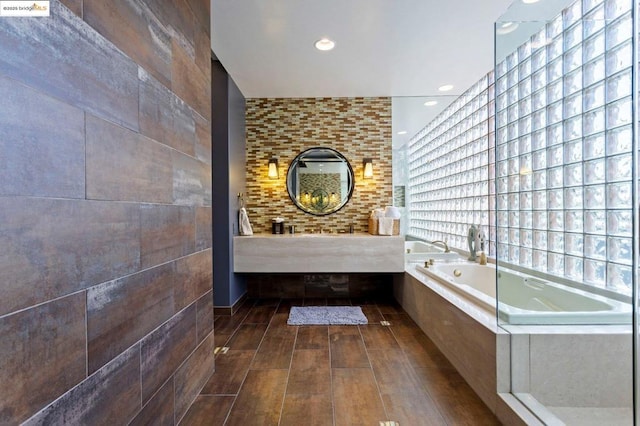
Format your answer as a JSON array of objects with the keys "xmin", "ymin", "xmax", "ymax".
[
  {"xmin": 408, "ymin": 0, "xmax": 634, "ymax": 296},
  {"xmin": 408, "ymin": 77, "xmax": 493, "ymax": 252}
]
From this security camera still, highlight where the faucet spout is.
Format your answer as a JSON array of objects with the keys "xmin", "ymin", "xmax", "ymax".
[{"xmin": 430, "ymin": 240, "xmax": 450, "ymax": 253}]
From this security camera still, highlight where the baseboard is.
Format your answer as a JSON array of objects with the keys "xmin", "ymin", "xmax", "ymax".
[{"xmin": 214, "ymin": 292, "xmax": 247, "ymax": 316}]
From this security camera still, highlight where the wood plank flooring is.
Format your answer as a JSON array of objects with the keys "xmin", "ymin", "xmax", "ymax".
[{"xmin": 180, "ymin": 298, "xmax": 501, "ymax": 426}]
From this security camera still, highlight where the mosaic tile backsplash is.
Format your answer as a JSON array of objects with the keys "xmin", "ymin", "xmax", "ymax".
[{"xmin": 245, "ymin": 97, "xmax": 392, "ymax": 234}]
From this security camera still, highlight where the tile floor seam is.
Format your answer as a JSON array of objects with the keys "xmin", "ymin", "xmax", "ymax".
[{"xmin": 276, "ymin": 299, "xmax": 298, "ymax": 426}]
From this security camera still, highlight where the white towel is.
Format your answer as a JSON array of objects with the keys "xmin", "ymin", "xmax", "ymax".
[
  {"xmin": 239, "ymin": 208, "xmax": 253, "ymax": 236},
  {"xmin": 378, "ymin": 217, "xmax": 394, "ymax": 235}
]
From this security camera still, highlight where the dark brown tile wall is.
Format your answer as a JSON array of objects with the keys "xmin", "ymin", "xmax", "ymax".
[
  {"xmin": 245, "ymin": 97, "xmax": 392, "ymax": 234},
  {"xmin": 0, "ymin": 0, "xmax": 213, "ymax": 424}
]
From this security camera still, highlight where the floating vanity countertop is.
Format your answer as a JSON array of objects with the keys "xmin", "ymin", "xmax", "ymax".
[{"xmin": 233, "ymin": 233, "xmax": 404, "ymax": 273}]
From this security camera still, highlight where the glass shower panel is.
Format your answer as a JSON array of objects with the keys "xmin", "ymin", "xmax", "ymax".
[{"xmin": 495, "ymin": 0, "xmax": 635, "ymax": 423}]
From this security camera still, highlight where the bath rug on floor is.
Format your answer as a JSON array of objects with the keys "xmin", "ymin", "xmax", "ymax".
[{"xmin": 287, "ymin": 306, "xmax": 368, "ymax": 325}]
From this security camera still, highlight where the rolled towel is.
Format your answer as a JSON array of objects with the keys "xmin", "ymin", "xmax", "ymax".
[
  {"xmin": 239, "ymin": 208, "xmax": 253, "ymax": 236},
  {"xmin": 384, "ymin": 206, "xmax": 401, "ymax": 219},
  {"xmin": 378, "ymin": 217, "xmax": 394, "ymax": 235}
]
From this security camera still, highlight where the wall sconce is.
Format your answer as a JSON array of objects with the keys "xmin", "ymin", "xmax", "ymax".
[
  {"xmin": 363, "ymin": 158, "xmax": 373, "ymax": 179},
  {"xmin": 268, "ymin": 157, "xmax": 279, "ymax": 179}
]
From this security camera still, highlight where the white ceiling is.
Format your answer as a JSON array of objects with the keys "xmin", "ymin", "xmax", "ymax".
[{"xmin": 209, "ymin": 0, "xmax": 571, "ymax": 146}]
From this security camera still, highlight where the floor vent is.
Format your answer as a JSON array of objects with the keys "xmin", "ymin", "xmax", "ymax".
[
  {"xmin": 379, "ymin": 421, "xmax": 400, "ymax": 426},
  {"xmin": 214, "ymin": 346, "xmax": 230, "ymax": 355},
  {"xmin": 380, "ymin": 321, "xmax": 391, "ymax": 326}
]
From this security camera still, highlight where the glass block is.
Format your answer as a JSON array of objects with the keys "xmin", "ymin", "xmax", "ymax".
[
  {"xmin": 547, "ymin": 57, "xmax": 563, "ymax": 82},
  {"xmin": 519, "ymin": 57, "xmax": 532, "ymax": 78},
  {"xmin": 532, "ymin": 68, "xmax": 546, "ymax": 92},
  {"xmin": 606, "ymin": 97, "xmax": 632, "ymax": 128},
  {"xmin": 565, "ymin": 233, "xmax": 584, "ymax": 255},
  {"xmin": 585, "ymin": 210, "xmax": 607, "ymax": 234},
  {"xmin": 606, "ymin": 41, "xmax": 632, "ymax": 75},
  {"xmin": 564, "ymin": 22, "xmax": 582, "ymax": 51},
  {"xmin": 521, "ymin": 211, "xmax": 533, "ymax": 229},
  {"xmin": 584, "ymin": 158, "xmax": 606, "ymax": 184},
  {"xmin": 583, "ymin": 55, "xmax": 605, "ymax": 86},
  {"xmin": 509, "ymin": 245, "xmax": 520, "ymax": 264},
  {"xmin": 519, "ymin": 135, "xmax": 531, "ymax": 154},
  {"xmin": 607, "ymin": 181, "xmax": 632, "ymax": 208},
  {"xmin": 585, "ymin": 234, "xmax": 607, "ymax": 258},
  {"xmin": 584, "ymin": 82, "xmax": 605, "ymax": 111},
  {"xmin": 519, "ymin": 78, "xmax": 531, "ymax": 98},
  {"xmin": 508, "ymin": 228, "xmax": 519, "ymax": 246},
  {"xmin": 532, "ymin": 89, "xmax": 547, "ymax": 111},
  {"xmin": 533, "ymin": 170, "xmax": 546, "ymax": 190},
  {"xmin": 518, "ymin": 116, "xmax": 531, "ymax": 135},
  {"xmin": 565, "ymin": 0, "xmax": 582, "ymax": 21},
  {"xmin": 547, "ymin": 14, "xmax": 563, "ymax": 39},
  {"xmin": 565, "ymin": 256, "xmax": 583, "ymax": 280},
  {"xmin": 506, "ymin": 51, "xmax": 518, "ymax": 70},
  {"xmin": 548, "ymin": 211, "xmax": 564, "ymax": 231},
  {"xmin": 607, "ymin": 236, "xmax": 633, "ymax": 265},
  {"xmin": 508, "ymin": 175, "xmax": 519, "ymax": 192},
  {"xmin": 564, "ymin": 139, "xmax": 582, "ymax": 163},
  {"xmin": 548, "ymin": 36, "xmax": 563, "ymax": 60},
  {"xmin": 497, "ymin": 143, "xmax": 508, "ymax": 161},
  {"xmin": 519, "ymin": 98, "xmax": 531, "ymax": 117},
  {"xmin": 497, "ymin": 244, "xmax": 509, "ymax": 260},
  {"xmin": 606, "ymin": 263, "xmax": 632, "ymax": 295},
  {"xmin": 533, "ymin": 190, "xmax": 546, "ymax": 210},
  {"xmin": 605, "ymin": 0, "xmax": 632, "ymax": 20},
  {"xmin": 547, "ymin": 79, "xmax": 563, "ymax": 103},
  {"xmin": 509, "ymin": 211, "xmax": 519, "ymax": 228},
  {"xmin": 519, "ymin": 191, "xmax": 532, "ymax": 210},
  {"xmin": 533, "ymin": 250, "xmax": 548, "ymax": 270},
  {"xmin": 548, "ymin": 167, "xmax": 563, "ymax": 188},
  {"xmin": 548, "ymin": 252, "xmax": 565, "ymax": 274},
  {"xmin": 607, "ymin": 210, "xmax": 632, "ymax": 237},
  {"xmin": 547, "ymin": 101, "xmax": 562, "ymax": 124},
  {"xmin": 520, "ymin": 248, "xmax": 533, "ymax": 267},
  {"xmin": 566, "ymin": 47, "xmax": 583, "ymax": 76},
  {"xmin": 607, "ymin": 13, "xmax": 632, "ymax": 49},
  {"xmin": 532, "ymin": 230, "xmax": 547, "ymax": 249},
  {"xmin": 531, "ymin": 47, "xmax": 546, "ymax": 71},
  {"xmin": 606, "ymin": 154, "xmax": 632, "ymax": 182},
  {"xmin": 532, "ymin": 109, "xmax": 546, "ymax": 132},
  {"xmin": 546, "ymin": 123, "xmax": 563, "ymax": 145},
  {"xmin": 533, "ymin": 211, "xmax": 548, "ymax": 230},
  {"xmin": 584, "ymin": 259, "xmax": 606, "ymax": 286},
  {"xmin": 548, "ymin": 188, "xmax": 563, "ymax": 209},
  {"xmin": 606, "ymin": 69, "xmax": 632, "ymax": 102},
  {"xmin": 606, "ymin": 126, "xmax": 632, "ymax": 155},
  {"xmin": 497, "ymin": 227, "xmax": 509, "ymax": 242},
  {"xmin": 563, "ymin": 68, "xmax": 582, "ymax": 95},
  {"xmin": 565, "ymin": 210, "xmax": 583, "ymax": 232},
  {"xmin": 497, "ymin": 92, "xmax": 507, "ymax": 111},
  {"xmin": 508, "ymin": 86, "xmax": 519, "ymax": 107},
  {"xmin": 564, "ymin": 92, "xmax": 582, "ymax": 117},
  {"xmin": 496, "ymin": 60, "xmax": 507, "ymax": 78},
  {"xmin": 583, "ymin": 31, "xmax": 605, "ymax": 62},
  {"xmin": 497, "ymin": 109, "xmax": 507, "ymax": 128},
  {"xmin": 531, "ymin": 130, "xmax": 546, "ymax": 150},
  {"xmin": 508, "ymin": 68, "xmax": 519, "ymax": 88},
  {"xmin": 564, "ymin": 115, "xmax": 582, "ymax": 139},
  {"xmin": 584, "ymin": 185, "xmax": 605, "ymax": 209},
  {"xmin": 497, "ymin": 127, "xmax": 508, "ymax": 145},
  {"xmin": 584, "ymin": 133, "xmax": 605, "ymax": 159},
  {"xmin": 564, "ymin": 163, "xmax": 583, "ymax": 187},
  {"xmin": 565, "ymin": 187, "xmax": 583, "ymax": 209},
  {"xmin": 546, "ymin": 145, "xmax": 563, "ymax": 168},
  {"xmin": 584, "ymin": 4, "xmax": 605, "ymax": 37}
]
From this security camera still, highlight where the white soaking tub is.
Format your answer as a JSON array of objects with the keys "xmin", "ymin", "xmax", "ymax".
[{"xmin": 416, "ymin": 262, "xmax": 632, "ymax": 325}]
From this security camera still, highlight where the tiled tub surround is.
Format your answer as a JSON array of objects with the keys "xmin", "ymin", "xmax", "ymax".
[
  {"xmin": 245, "ymin": 97, "xmax": 392, "ymax": 234},
  {"xmin": 0, "ymin": 1, "xmax": 213, "ymax": 424},
  {"xmin": 395, "ymin": 261, "xmax": 633, "ymax": 425},
  {"xmin": 233, "ymin": 233, "xmax": 405, "ymax": 273}
]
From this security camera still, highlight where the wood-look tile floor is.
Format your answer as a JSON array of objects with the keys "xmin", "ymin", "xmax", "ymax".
[{"xmin": 180, "ymin": 298, "xmax": 501, "ymax": 426}]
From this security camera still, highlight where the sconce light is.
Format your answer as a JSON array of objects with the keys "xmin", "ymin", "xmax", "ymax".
[
  {"xmin": 363, "ymin": 158, "xmax": 373, "ymax": 179},
  {"xmin": 268, "ymin": 157, "xmax": 279, "ymax": 179}
]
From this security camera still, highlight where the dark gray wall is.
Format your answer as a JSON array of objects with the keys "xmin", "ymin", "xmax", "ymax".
[
  {"xmin": 212, "ymin": 60, "xmax": 247, "ymax": 308},
  {"xmin": 0, "ymin": 1, "xmax": 214, "ymax": 424}
]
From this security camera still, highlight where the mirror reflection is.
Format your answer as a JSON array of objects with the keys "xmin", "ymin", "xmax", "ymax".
[{"xmin": 286, "ymin": 147, "xmax": 354, "ymax": 216}]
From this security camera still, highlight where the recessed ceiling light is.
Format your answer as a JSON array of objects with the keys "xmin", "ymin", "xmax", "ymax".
[
  {"xmin": 423, "ymin": 100, "xmax": 438, "ymax": 106},
  {"xmin": 314, "ymin": 38, "xmax": 335, "ymax": 51},
  {"xmin": 397, "ymin": 130, "xmax": 407, "ymax": 135},
  {"xmin": 438, "ymin": 84, "xmax": 454, "ymax": 92},
  {"xmin": 496, "ymin": 22, "xmax": 519, "ymax": 35}
]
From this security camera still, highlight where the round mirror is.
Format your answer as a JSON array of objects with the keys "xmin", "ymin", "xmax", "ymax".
[{"xmin": 286, "ymin": 147, "xmax": 354, "ymax": 216}]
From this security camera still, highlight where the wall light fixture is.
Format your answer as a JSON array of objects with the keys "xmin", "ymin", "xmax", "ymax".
[
  {"xmin": 268, "ymin": 157, "xmax": 279, "ymax": 179},
  {"xmin": 363, "ymin": 158, "xmax": 373, "ymax": 179}
]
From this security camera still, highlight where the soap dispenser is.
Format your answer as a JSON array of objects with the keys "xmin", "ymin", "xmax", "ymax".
[{"xmin": 478, "ymin": 232, "xmax": 487, "ymax": 265}]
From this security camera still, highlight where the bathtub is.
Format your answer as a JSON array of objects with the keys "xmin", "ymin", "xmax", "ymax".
[
  {"xmin": 416, "ymin": 262, "xmax": 632, "ymax": 325},
  {"xmin": 404, "ymin": 241, "xmax": 460, "ymax": 262}
]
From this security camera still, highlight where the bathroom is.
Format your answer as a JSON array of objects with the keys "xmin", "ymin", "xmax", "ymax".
[{"xmin": 0, "ymin": 0, "xmax": 638, "ymax": 425}]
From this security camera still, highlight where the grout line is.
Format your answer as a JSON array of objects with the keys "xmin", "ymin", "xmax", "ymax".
[{"xmin": 277, "ymin": 298, "xmax": 298, "ymax": 425}]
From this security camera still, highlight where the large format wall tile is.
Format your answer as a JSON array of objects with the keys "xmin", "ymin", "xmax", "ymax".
[
  {"xmin": 196, "ymin": 290, "xmax": 214, "ymax": 344},
  {"xmin": 0, "ymin": 198, "xmax": 140, "ymax": 316},
  {"xmin": 87, "ymin": 263, "xmax": 175, "ymax": 374},
  {"xmin": 171, "ymin": 39, "xmax": 211, "ymax": 121},
  {"xmin": 139, "ymin": 68, "xmax": 196, "ymax": 156},
  {"xmin": 86, "ymin": 115, "xmax": 174, "ymax": 203},
  {"xmin": 140, "ymin": 203, "xmax": 195, "ymax": 269},
  {"xmin": 172, "ymin": 149, "xmax": 212, "ymax": 206},
  {"xmin": 0, "ymin": 293, "xmax": 86, "ymax": 424},
  {"xmin": 23, "ymin": 345, "xmax": 141, "ymax": 425},
  {"xmin": 0, "ymin": 3, "xmax": 139, "ymax": 130},
  {"xmin": 141, "ymin": 304, "xmax": 197, "ymax": 403},
  {"xmin": 174, "ymin": 250, "xmax": 213, "ymax": 313},
  {"xmin": 195, "ymin": 206, "xmax": 213, "ymax": 250},
  {"xmin": 0, "ymin": 76, "xmax": 85, "ymax": 198},
  {"xmin": 129, "ymin": 378, "xmax": 175, "ymax": 426},
  {"xmin": 194, "ymin": 110, "xmax": 212, "ymax": 165},
  {"xmin": 84, "ymin": 0, "xmax": 172, "ymax": 88}
]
